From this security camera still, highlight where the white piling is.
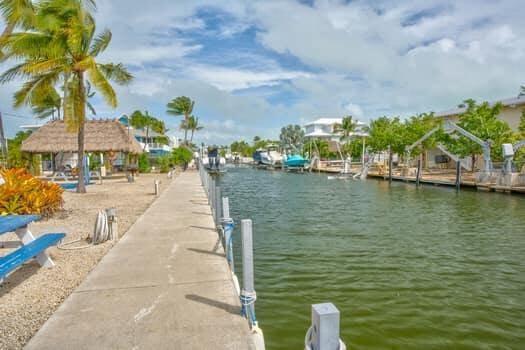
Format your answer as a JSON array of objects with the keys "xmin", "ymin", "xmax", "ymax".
[
  {"xmin": 215, "ymin": 186, "xmax": 222, "ymax": 227},
  {"xmin": 306, "ymin": 303, "xmax": 345, "ymax": 350},
  {"xmin": 241, "ymin": 219, "xmax": 257, "ymax": 328}
]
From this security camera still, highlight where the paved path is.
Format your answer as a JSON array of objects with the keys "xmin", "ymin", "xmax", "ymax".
[{"xmin": 26, "ymin": 172, "xmax": 254, "ymax": 350}]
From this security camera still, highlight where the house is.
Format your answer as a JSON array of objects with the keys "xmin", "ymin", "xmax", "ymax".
[
  {"xmin": 117, "ymin": 116, "xmax": 178, "ymax": 156},
  {"xmin": 425, "ymin": 96, "xmax": 525, "ymax": 169},
  {"xmin": 304, "ymin": 117, "xmax": 368, "ymax": 141}
]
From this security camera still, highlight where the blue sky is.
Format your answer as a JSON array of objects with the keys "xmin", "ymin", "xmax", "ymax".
[{"xmin": 1, "ymin": 0, "xmax": 524, "ymax": 144}]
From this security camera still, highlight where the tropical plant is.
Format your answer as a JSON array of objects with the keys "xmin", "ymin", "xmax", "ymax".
[
  {"xmin": 171, "ymin": 146, "xmax": 192, "ymax": 166},
  {"xmin": 519, "ymin": 86, "xmax": 525, "ymax": 97},
  {"xmin": 6, "ymin": 130, "xmax": 31, "ymax": 168},
  {"xmin": 443, "ymin": 99, "xmax": 512, "ymax": 165},
  {"xmin": 230, "ymin": 140, "xmax": 253, "ymax": 157},
  {"xmin": 334, "ymin": 115, "xmax": 357, "ymax": 142},
  {"xmin": 157, "ymin": 155, "xmax": 173, "ymax": 173},
  {"xmin": 138, "ymin": 153, "xmax": 150, "ymax": 173},
  {"xmin": 0, "ymin": 0, "xmax": 133, "ymax": 193},
  {"xmin": 186, "ymin": 116, "xmax": 203, "ymax": 143},
  {"xmin": 0, "ymin": 168, "xmax": 63, "ymax": 216},
  {"xmin": 279, "ymin": 124, "xmax": 304, "ymax": 152},
  {"xmin": 31, "ymin": 87, "xmax": 62, "ymax": 120},
  {"xmin": 166, "ymin": 96, "xmax": 194, "ymax": 144}
]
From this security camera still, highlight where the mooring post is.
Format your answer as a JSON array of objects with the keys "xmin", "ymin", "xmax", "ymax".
[
  {"xmin": 222, "ymin": 197, "xmax": 234, "ymax": 271},
  {"xmin": 455, "ymin": 161, "xmax": 461, "ymax": 193},
  {"xmin": 105, "ymin": 207, "xmax": 118, "ymax": 241},
  {"xmin": 388, "ymin": 145, "xmax": 393, "ymax": 184},
  {"xmin": 241, "ymin": 219, "xmax": 257, "ymax": 328},
  {"xmin": 215, "ymin": 186, "xmax": 222, "ymax": 227},
  {"xmin": 416, "ymin": 159, "xmax": 421, "ymax": 187},
  {"xmin": 305, "ymin": 303, "xmax": 345, "ymax": 350}
]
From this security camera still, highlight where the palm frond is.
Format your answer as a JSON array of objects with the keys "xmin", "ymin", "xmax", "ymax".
[
  {"xmin": 89, "ymin": 29, "xmax": 111, "ymax": 56},
  {"xmin": 87, "ymin": 63, "xmax": 117, "ymax": 108},
  {"xmin": 98, "ymin": 63, "xmax": 133, "ymax": 85}
]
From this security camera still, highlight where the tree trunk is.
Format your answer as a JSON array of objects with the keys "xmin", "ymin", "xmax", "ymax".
[
  {"xmin": 471, "ymin": 153, "xmax": 476, "ymax": 172},
  {"xmin": 190, "ymin": 130, "xmax": 194, "ymax": 143},
  {"xmin": 183, "ymin": 115, "xmax": 189, "ymax": 144},
  {"xmin": 76, "ymin": 72, "xmax": 87, "ymax": 193}
]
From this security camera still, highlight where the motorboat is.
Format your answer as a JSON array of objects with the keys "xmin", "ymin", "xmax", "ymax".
[
  {"xmin": 267, "ymin": 145, "xmax": 284, "ymax": 167},
  {"xmin": 284, "ymin": 154, "xmax": 309, "ymax": 168}
]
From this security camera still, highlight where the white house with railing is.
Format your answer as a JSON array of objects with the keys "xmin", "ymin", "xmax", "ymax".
[{"xmin": 303, "ymin": 117, "xmax": 368, "ymax": 141}]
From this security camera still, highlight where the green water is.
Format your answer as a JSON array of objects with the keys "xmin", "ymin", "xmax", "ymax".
[{"xmin": 217, "ymin": 166, "xmax": 525, "ymax": 350}]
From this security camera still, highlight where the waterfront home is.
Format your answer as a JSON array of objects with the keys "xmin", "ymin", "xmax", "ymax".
[
  {"xmin": 117, "ymin": 115, "xmax": 178, "ymax": 156},
  {"xmin": 425, "ymin": 96, "xmax": 525, "ymax": 170},
  {"xmin": 304, "ymin": 117, "xmax": 368, "ymax": 141}
]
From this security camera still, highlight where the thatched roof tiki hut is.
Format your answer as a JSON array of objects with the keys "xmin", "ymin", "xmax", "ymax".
[{"xmin": 21, "ymin": 119, "xmax": 143, "ymax": 174}]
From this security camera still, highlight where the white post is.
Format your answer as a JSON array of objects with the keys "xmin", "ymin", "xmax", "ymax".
[
  {"xmin": 215, "ymin": 186, "xmax": 222, "ymax": 227},
  {"xmin": 307, "ymin": 303, "xmax": 344, "ymax": 350},
  {"xmin": 222, "ymin": 196, "xmax": 230, "ymax": 220},
  {"xmin": 222, "ymin": 197, "xmax": 234, "ymax": 271},
  {"xmin": 154, "ymin": 179, "xmax": 160, "ymax": 196},
  {"xmin": 241, "ymin": 219, "xmax": 257, "ymax": 327}
]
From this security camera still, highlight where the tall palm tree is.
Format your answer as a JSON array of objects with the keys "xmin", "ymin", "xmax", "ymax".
[
  {"xmin": 166, "ymin": 96, "xmax": 194, "ymax": 144},
  {"xmin": 335, "ymin": 115, "xmax": 357, "ymax": 142},
  {"xmin": 0, "ymin": 0, "xmax": 132, "ymax": 193},
  {"xmin": 187, "ymin": 116, "xmax": 203, "ymax": 143},
  {"xmin": 31, "ymin": 87, "xmax": 62, "ymax": 120}
]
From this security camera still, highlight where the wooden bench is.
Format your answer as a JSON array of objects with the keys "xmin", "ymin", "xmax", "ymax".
[{"xmin": 0, "ymin": 233, "xmax": 65, "ymax": 282}]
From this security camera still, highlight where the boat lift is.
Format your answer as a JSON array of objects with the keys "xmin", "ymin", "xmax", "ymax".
[
  {"xmin": 502, "ymin": 140, "xmax": 525, "ymax": 174},
  {"xmin": 405, "ymin": 121, "xmax": 493, "ymax": 174}
]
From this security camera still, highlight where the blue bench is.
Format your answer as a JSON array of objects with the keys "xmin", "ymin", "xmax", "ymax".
[
  {"xmin": 0, "ymin": 233, "xmax": 65, "ymax": 281},
  {"xmin": 0, "ymin": 215, "xmax": 66, "ymax": 283}
]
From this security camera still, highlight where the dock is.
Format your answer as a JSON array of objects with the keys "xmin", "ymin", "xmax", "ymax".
[{"xmin": 25, "ymin": 172, "xmax": 255, "ymax": 350}]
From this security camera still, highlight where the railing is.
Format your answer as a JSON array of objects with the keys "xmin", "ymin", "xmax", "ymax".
[{"xmin": 199, "ymin": 161, "xmax": 346, "ymax": 350}]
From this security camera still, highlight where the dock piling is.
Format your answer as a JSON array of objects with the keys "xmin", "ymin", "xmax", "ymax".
[
  {"xmin": 215, "ymin": 186, "xmax": 222, "ymax": 227},
  {"xmin": 305, "ymin": 303, "xmax": 345, "ymax": 350},
  {"xmin": 455, "ymin": 161, "xmax": 461, "ymax": 192},
  {"xmin": 416, "ymin": 159, "xmax": 421, "ymax": 187},
  {"xmin": 241, "ymin": 219, "xmax": 258, "ymax": 329}
]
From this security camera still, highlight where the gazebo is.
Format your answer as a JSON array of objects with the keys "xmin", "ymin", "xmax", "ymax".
[{"xmin": 21, "ymin": 119, "xmax": 143, "ymax": 174}]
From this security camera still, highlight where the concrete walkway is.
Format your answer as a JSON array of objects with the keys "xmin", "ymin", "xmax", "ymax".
[{"xmin": 26, "ymin": 172, "xmax": 255, "ymax": 350}]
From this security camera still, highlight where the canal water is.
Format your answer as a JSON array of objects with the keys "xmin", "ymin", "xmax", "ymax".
[{"xmin": 217, "ymin": 166, "xmax": 525, "ymax": 350}]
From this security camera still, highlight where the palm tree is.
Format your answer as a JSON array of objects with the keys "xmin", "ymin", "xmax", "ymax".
[
  {"xmin": 335, "ymin": 115, "xmax": 357, "ymax": 142},
  {"xmin": 187, "ymin": 116, "xmax": 203, "ymax": 143},
  {"xmin": 0, "ymin": 0, "xmax": 132, "ymax": 193},
  {"xmin": 166, "ymin": 96, "xmax": 194, "ymax": 144},
  {"xmin": 31, "ymin": 87, "xmax": 62, "ymax": 120}
]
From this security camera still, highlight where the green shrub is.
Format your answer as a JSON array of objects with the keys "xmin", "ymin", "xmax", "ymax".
[
  {"xmin": 172, "ymin": 147, "xmax": 192, "ymax": 166},
  {"xmin": 157, "ymin": 155, "xmax": 172, "ymax": 173},
  {"xmin": 138, "ymin": 153, "xmax": 151, "ymax": 173}
]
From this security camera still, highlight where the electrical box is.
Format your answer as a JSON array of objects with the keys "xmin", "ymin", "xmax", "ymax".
[{"xmin": 502, "ymin": 143, "xmax": 514, "ymax": 158}]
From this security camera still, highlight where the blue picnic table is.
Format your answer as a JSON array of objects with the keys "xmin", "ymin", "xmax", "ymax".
[{"xmin": 0, "ymin": 215, "xmax": 65, "ymax": 282}]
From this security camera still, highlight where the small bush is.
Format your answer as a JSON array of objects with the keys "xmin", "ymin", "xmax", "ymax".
[
  {"xmin": 138, "ymin": 153, "xmax": 151, "ymax": 173},
  {"xmin": 172, "ymin": 147, "xmax": 193, "ymax": 166},
  {"xmin": 0, "ymin": 168, "xmax": 64, "ymax": 216},
  {"xmin": 157, "ymin": 155, "xmax": 173, "ymax": 173}
]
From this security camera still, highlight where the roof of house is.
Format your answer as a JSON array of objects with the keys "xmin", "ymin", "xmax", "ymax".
[
  {"xmin": 304, "ymin": 117, "xmax": 367, "ymax": 127},
  {"xmin": 21, "ymin": 119, "xmax": 143, "ymax": 154},
  {"xmin": 435, "ymin": 96, "xmax": 525, "ymax": 118}
]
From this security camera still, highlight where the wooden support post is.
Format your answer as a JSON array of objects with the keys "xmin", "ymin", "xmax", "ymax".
[
  {"xmin": 416, "ymin": 159, "xmax": 421, "ymax": 187},
  {"xmin": 241, "ymin": 219, "xmax": 256, "ymax": 327},
  {"xmin": 455, "ymin": 161, "xmax": 461, "ymax": 193},
  {"xmin": 308, "ymin": 303, "xmax": 343, "ymax": 350}
]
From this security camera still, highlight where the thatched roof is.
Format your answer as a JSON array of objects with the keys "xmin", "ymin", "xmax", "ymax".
[{"xmin": 21, "ymin": 120, "xmax": 143, "ymax": 154}]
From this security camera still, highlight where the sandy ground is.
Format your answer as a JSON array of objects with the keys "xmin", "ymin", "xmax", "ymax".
[{"xmin": 0, "ymin": 172, "xmax": 177, "ymax": 350}]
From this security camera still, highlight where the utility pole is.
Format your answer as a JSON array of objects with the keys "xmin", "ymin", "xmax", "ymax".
[{"xmin": 0, "ymin": 112, "xmax": 7, "ymax": 165}]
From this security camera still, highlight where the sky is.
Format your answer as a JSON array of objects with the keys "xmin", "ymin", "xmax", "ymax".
[{"xmin": 1, "ymin": 0, "xmax": 524, "ymax": 144}]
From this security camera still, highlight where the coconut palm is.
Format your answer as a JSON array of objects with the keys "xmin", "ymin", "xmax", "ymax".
[
  {"xmin": 186, "ymin": 116, "xmax": 203, "ymax": 143},
  {"xmin": 335, "ymin": 115, "xmax": 357, "ymax": 142},
  {"xmin": 0, "ymin": 0, "xmax": 132, "ymax": 193},
  {"xmin": 31, "ymin": 87, "xmax": 62, "ymax": 120},
  {"xmin": 166, "ymin": 96, "xmax": 194, "ymax": 144}
]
